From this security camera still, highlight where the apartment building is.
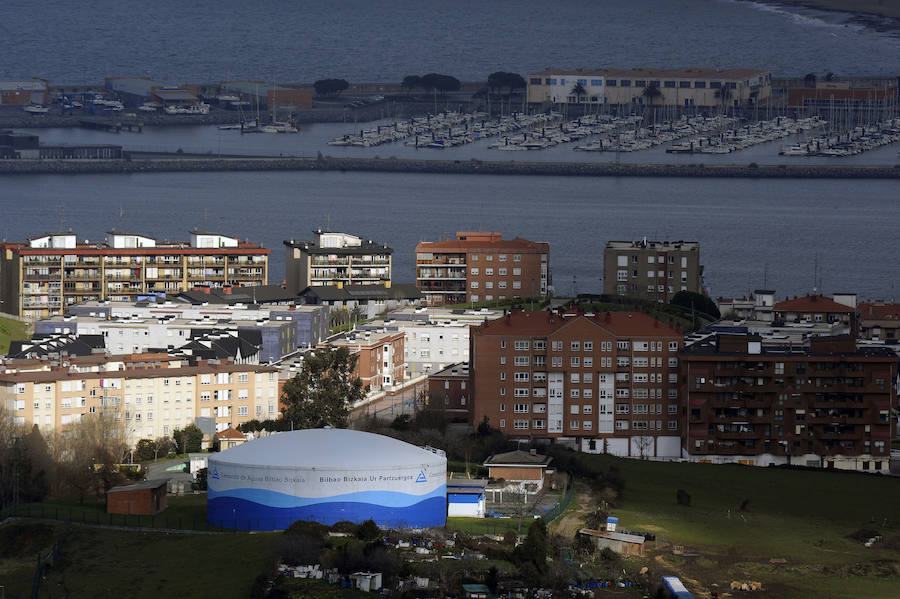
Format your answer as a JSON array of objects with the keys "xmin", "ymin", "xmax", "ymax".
[
  {"xmin": 427, "ymin": 362, "xmax": 470, "ymax": 422},
  {"xmin": 323, "ymin": 329, "xmax": 406, "ymax": 393},
  {"xmin": 680, "ymin": 333, "xmax": 898, "ymax": 473},
  {"xmin": 283, "ymin": 231, "xmax": 392, "ymax": 293},
  {"xmin": 0, "ymin": 230, "xmax": 269, "ymax": 320},
  {"xmin": 0, "ymin": 353, "xmax": 280, "ymax": 446},
  {"xmin": 527, "ymin": 67, "xmax": 772, "ymax": 108},
  {"xmin": 604, "ymin": 240, "xmax": 703, "ymax": 302},
  {"xmin": 415, "ymin": 232, "xmax": 550, "ymax": 306},
  {"xmin": 858, "ymin": 302, "xmax": 900, "ymax": 341},
  {"xmin": 470, "ymin": 309, "xmax": 684, "ymax": 458}
]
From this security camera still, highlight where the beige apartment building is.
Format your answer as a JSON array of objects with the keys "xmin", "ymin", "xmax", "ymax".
[
  {"xmin": 283, "ymin": 231, "xmax": 392, "ymax": 293},
  {"xmin": 603, "ymin": 240, "xmax": 703, "ymax": 302},
  {"xmin": 0, "ymin": 230, "xmax": 269, "ymax": 320},
  {"xmin": 0, "ymin": 353, "xmax": 279, "ymax": 447},
  {"xmin": 527, "ymin": 67, "xmax": 772, "ymax": 108}
]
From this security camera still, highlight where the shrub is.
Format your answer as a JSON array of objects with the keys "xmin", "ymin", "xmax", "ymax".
[
  {"xmin": 676, "ymin": 488, "xmax": 691, "ymax": 507},
  {"xmin": 599, "ymin": 547, "xmax": 618, "ymax": 561}
]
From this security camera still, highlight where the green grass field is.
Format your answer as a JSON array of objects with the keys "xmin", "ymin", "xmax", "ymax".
[
  {"xmin": 574, "ymin": 454, "xmax": 900, "ymax": 598},
  {"xmin": 0, "ymin": 521, "xmax": 277, "ymax": 599},
  {"xmin": 0, "ymin": 315, "xmax": 29, "ymax": 354}
]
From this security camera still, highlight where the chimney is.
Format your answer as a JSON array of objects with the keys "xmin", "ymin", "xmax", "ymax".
[
  {"xmin": 529, "ymin": 448, "xmax": 537, "ymax": 456},
  {"xmin": 224, "ymin": 285, "xmax": 232, "ymax": 294}
]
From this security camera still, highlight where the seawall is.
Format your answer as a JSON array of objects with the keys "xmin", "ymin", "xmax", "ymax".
[{"xmin": 0, "ymin": 156, "xmax": 898, "ymax": 178}]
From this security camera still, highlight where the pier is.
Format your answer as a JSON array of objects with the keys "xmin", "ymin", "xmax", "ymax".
[
  {"xmin": 77, "ymin": 117, "xmax": 144, "ymax": 133},
  {"xmin": 0, "ymin": 154, "xmax": 898, "ymax": 178}
]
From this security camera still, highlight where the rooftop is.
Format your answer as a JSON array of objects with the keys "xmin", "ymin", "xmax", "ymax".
[
  {"xmin": 606, "ymin": 239, "xmax": 700, "ymax": 251},
  {"xmin": 300, "ymin": 283, "xmax": 421, "ymax": 302},
  {"xmin": 530, "ymin": 67, "xmax": 770, "ymax": 80},
  {"xmin": 773, "ymin": 294, "xmax": 855, "ymax": 314},
  {"xmin": 484, "ymin": 450, "xmax": 553, "ymax": 467},
  {"xmin": 107, "ymin": 479, "xmax": 168, "ymax": 493},
  {"xmin": 859, "ymin": 302, "xmax": 900, "ymax": 321},
  {"xmin": 476, "ymin": 309, "xmax": 682, "ymax": 338}
]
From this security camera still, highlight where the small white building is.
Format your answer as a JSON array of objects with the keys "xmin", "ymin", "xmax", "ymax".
[
  {"xmin": 447, "ymin": 477, "xmax": 487, "ymax": 518},
  {"xmin": 350, "ymin": 572, "xmax": 383, "ymax": 592}
]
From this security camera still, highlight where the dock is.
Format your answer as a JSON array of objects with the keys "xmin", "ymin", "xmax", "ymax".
[{"xmin": 77, "ymin": 117, "xmax": 143, "ymax": 133}]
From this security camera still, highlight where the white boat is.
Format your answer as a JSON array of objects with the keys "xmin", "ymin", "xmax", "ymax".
[
  {"xmin": 164, "ymin": 103, "xmax": 210, "ymax": 115},
  {"xmin": 259, "ymin": 121, "xmax": 298, "ymax": 133},
  {"xmin": 137, "ymin": 103, "xmax": 159, "ymax": 112},
  {"xmin": 23, "ymin": 104, "xmax": 49, "ymax": 114}
]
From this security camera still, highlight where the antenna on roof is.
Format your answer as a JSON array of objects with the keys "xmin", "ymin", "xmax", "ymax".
[
  {"xmin": 57, "ymin": 204, "xmax": 65, "ymax": 233},
  {"xmin": 812, "ymin": 253, "xmax": 819, "ymax": 295},
  {"xmin": 118, "ymin": 205, "xmax": 124, "ymax": 232},
  {"xmin": 763, "ymin": 262, "xmax": 768, "ymax": 289}
]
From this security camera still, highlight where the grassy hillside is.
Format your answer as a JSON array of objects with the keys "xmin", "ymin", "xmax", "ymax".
[
  {"xmin": 566, "ymin": 453, "xmax": 900, "ymax": 598},
  {"xmin": 0, "ymin": 315, "xmax": 29, "ymax": 354},
  {"xmin": 0, "ymin": 521, "xmax": 277, "ymax": 599}
]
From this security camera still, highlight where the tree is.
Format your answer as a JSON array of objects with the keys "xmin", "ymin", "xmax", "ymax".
[
  {"xmin": 420, "ymin": 73, "xmax": 461, "ymax": 95},
  {"xmin": 281, "ymin": 346, "xmax": 368, "ymax": 429},
  {"xmin": 570, "ymin": 82, "xmax": 587, "ymax": 103},
  {"xmin": 803, "ymin": 72, "xmax": 817, "ymax": 87},
  {"xmin": 676, "ymin": 488, "xmax": 692, "ymax": 506},
  {"xmin": 402, "ymin": 75, "xmax": 423, "ymax": 92},
  {"xmin": 313, "ymin": 78, "xmax": 349, "ymax": 97},
  {"xmin": 487, "ymin": 71, "xmax": 525, "ymax": 95},
  {"xmin": 514, "ymin": 518, "xmax": 549, "ymax": 574},
  {"xmin": 173, "ymin": 423, "xmax": 203, "ymax": 454},
  {"xmin": 670, "ymin": 290, "xmax": 721, "ymax": 319},
  {"xmin": 154, "ymin": 436, "xmax": 175, "ymax": 459},
  {"xmin": 642, "ymin": 82, "xmax": 663, "ymax": 108},
  {"xmin": 135, "ymin": 438, "xmax": 158, "ymax": 462}
]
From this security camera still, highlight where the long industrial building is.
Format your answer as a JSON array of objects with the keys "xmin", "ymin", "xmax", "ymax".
[{"xmin": 527, "ymin": 67, "xmax": 772, "ymax": 108}]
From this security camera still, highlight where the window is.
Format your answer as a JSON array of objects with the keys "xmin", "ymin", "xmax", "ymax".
[
  {"xmin": 664, "ymin": 80, "xmax": 676, "ymax": 88},
  {"xmin": 498, "ymin": 268, "xmax": 507, "ymax": 276},
  {"xmin": 570, "ymin": 389, "xmax": 580, "ymax": 398},
  {"xmin": 668, "ymin": 357, "xmax": 678, "ymax": 368},
  {"xmin": 617, "ymin": 341, "xmax": 629, "ymax": 350},
  {"xmin": 551, "ymin": 357, "xmax": 563, "ymax": 367},
  {"xmin": 584, "ymin": 357, "xmax": 593, "ymax": 368},
  {"xmin": 514, "ymin": 388, "xmax": 529, "ymax": 397},
  {"xmin": 570, "ymin": 373, "xmax": 580, "ymax": 383},
  {"xmin": 500, "ymin": 356, "xmax": 507, "ymax": 365},
  {"xmin": 514, "ymin": 372, "xmax": 529, "ymax": 381},
  {"xmin": 570, "ymin": 357, "xmax": 580, "ymax": 367},
  {"xmin": 470, "ymin": 267, "xmax": 479, "ymax": 275},
  {"xmin": 532, "ymin": 419, "xmax": 546, "ymax": 429},
  {"xmin": 514, "ymin": 340, "xmax": 530, "ymax": 350},
  {"xmin": 237, "ymin": 406, "xmax": 248, "ymax": 416},
  {"xmin": 514, "ymin": 356, "xmax": 529, "ymax": 366},
  {"xmin": 616, "ymin": 403, "xmax": 629, "ymax": 414},
  {"xmin": 498, "ymin": 254, "xmax": 507, "ymax": 262},
  {"xmin": 470, "ymin": 281, "xmax": 479, "ymax": 289},
  {"xmin": 514, "ymin": 403, "xmax": 529, "ymax": 413},
  {"xmin": 485, "ymin": 268, "xmax": 493, "ymax": 275},
  {"xmin": 551, "ymin": 341, "xmax": 563, "ymax": 351},
  {"xmin": 615, "ymin": 420, "xmax": 629, "ymax": 430},
  {"xmin": 513, "ymin": 420, "xmax": 529, "ymax": 430}
]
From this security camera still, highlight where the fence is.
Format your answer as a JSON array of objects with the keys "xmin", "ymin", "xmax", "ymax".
[{"xmin": 540, "ymin": 472, "xmax": 575, "ymax": 524}]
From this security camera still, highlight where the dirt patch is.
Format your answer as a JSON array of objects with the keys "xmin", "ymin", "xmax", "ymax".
[{"xmin": 552, "ymin": 482, "xmax": 594, "ymax": 538}]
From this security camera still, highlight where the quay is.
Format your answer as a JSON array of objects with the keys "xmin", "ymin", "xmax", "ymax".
[
  {"xmin": 0, "ymin": 154, "xmax": 898, "ymax": 178},
  {"xmin": 78, "ymin": 117, "xmax": 143, "ymax": 133}
]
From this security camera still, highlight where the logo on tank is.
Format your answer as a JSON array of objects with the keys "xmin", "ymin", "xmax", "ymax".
[
  {"xmin": 415, "ymin": 470, "xmax": 427, "ymax": 483},
  {"xmin": 211, "ymin": 466, "xmax": 220, "ymax": 479}
]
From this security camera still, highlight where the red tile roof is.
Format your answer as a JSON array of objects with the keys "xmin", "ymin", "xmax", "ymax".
[
  {"xmin": 859, "ymin": 302, "xmax": 900, "ymax": 320},
  {"xmin": 416, "ymin": 232, "xmax": 548, "ymax": 253},
  {"xmin": 215, "ymin": 427, "xmax": 246, "ymax": 440},
  {"xmin": 773, "ymin": 295, "xmax": 854, "ymax": 313}
]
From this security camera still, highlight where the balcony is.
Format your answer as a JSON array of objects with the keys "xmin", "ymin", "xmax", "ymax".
[
  {"xmin": 311, "ymin": 258, "xmax": 350, "ymax": 266},
  {"xmin": 24, "ymin": 273, "xmax": 62, "ymax": 280}
]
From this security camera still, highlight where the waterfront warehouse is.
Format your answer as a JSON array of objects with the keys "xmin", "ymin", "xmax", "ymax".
[{"xmin": 207, "ymin": 428, "xmax": 447, "ymax": 530}]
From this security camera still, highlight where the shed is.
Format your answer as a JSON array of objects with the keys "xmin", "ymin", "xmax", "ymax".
[
  {"xmin": 578, "ymin": 528, "xmax": 645, "ymax": 556},
  {"xmin": 447, "ymin": 477, "xmax": 487, "ymax": 518},
  {"xmin": 350, "ymin": 572, "xmax": 382, "ymax": 592},
  {"xmin": 106, "ymin": 479, "xmax": 168, "ymax": 515}
]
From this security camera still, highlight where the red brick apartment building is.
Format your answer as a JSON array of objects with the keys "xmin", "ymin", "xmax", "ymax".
[
  {"xmin": 681, "ymin": 333, "xmax": 898, "ymax": 473},
  {"xmin": 427, "ymin": 362, "xmax": 470, "ymax": 422},
  {"xmin": 415, "ymin": 232, "xmax": 549, "ymax": 305},
  {"xmin": 470, "ymin": 309, "xmax": 683, "ymax": 458},
  {"xmin": 773, "ymin": 294, "xmax": 858, "ymax": 337},
  {"xmin": 323, "ymin": 329, "xmax": 406, "ymax": 392}
]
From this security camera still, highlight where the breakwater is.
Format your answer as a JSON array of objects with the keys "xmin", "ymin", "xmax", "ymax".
[{"xmin": 1, "ymin": 155, "xmax": 898, "ymax": 178}]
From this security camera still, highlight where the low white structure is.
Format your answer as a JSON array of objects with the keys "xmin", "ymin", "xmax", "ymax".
[
  {"xmin": 447, "ymin": 477, "xmax": 487, "ymax": 518},
  {"xmin": 351, "ymin": 572, "xmax": 383, "ymax": 592}
]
